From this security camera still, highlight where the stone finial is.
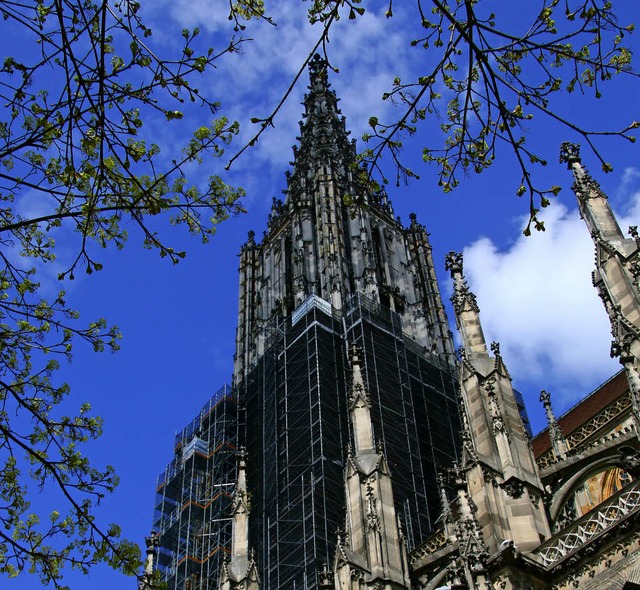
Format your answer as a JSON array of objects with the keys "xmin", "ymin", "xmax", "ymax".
[
  {"xmin": 139, "ymin": 531, "xmax": 159, "ymax": 589},
  {"xmin": 309, "ymin": 53, "xmax": 329, "ymax": 90},
  {"xmin": 540, "ymin": 390, "xmax": 562, "ymax": 432},
  {"xmin": 437, "ymin": 472, "xmax": 452, "ymax": 522},
  {"xmin": 540, "ymin": 390, "xmax": 568, "ymax": 460},
  {"xmin": 318, "ymin": 564, "xmax": 334, "ymax": 590},
  {"xmin": 559, "ymin": 142, "xmax": 581, "ymax": 168},
  {"xmin": 144, "ymin": 531, "xmax": 159, "ymax": 575},
  {"xmin": 446, "ymin": 252, "xmax": 480, "ymax": 317},
  {"xmin": 539, "ymin": 390, "xmax": 552, "ymax": 412},
  {"xmin": 445, "ymin": 251, "xmax": 463, "ymax": 278}
]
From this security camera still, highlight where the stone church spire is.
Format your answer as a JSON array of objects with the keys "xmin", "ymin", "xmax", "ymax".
[
  {"xmin": 445, "ymin": 252, "xmax": 551, "ymax": 554},
  {"xmin": 219, "ymin": 449, "xmax": 260, "ymax": 590},
  {"xmin": 332, "ymin": 345, "xmax": 411, "ymax": 590},
  {"xmin": 560, "ymin": 142, "xmax": 640, "ymax": 429},
  {"xmin": 286, "ymin": 53, "xmax": 358, "ymax": 198},
  {"xmin": 233, "ymin": 57, "xmax": 456, "ymax": 381}
]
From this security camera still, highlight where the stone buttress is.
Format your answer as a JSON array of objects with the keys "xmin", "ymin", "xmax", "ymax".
[
  {"xmin": 560, "ymin": 142, "xmax": 640, "ymax": 429},
  {"xmin": 445, "ymin": 252, "xmax": 551, "ymax": 555},
  {"xmin": 332, "ymin": 346, "xmax": 411, "ymax": 590},
  {"xmin": 218, "ymin": 450, "xmax": 260, "ymax": 590}
]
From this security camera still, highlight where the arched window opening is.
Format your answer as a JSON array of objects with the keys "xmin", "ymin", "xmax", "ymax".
[{"xmin": 554, "ymin": 466, "xmax": 634, "ymax": 532}]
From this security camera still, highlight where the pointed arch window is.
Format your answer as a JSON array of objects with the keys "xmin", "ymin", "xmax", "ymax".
[{"xmin": 555, "ymin": 466, "xmax": 634, "ymax": 531}]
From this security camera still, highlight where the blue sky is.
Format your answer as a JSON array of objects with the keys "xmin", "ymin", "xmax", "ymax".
[{"xmin": 5, "ymin": 2, "xmax": 640, "ymax": 589}]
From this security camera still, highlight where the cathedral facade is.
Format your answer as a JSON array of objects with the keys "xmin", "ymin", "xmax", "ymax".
[
  {"xmin": 145, "ymin": 58, "xmax": 640, "ymax": 590},
  {"xmin": 407, "ymin": 145, "xmax": 640, "ymax": 590}
]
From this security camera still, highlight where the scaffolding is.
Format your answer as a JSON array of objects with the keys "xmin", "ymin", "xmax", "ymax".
[
  {"xmin": 153, "ymin": 384, "xmax": 238, "ymax": 590},
  {"xmin": 236, "ymin": 293, "xmax": 460, "ymax": 590},
  {"xmin": 343, "ymin": 293, "xmax": 460, "ymax": 544},
  {"xmin": 240, "ymin": 301, "xmax": 349, "ymax": 590}
]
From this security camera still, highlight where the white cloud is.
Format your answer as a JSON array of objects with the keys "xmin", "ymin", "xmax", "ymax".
[
  {"xmin": 3, "ymin": 190, "xmax": 79, "ymax": 297},
  {"xmin": 619, "ymin": 167, "xmax": 640, "ymax": 195},
  {"xmin": 146, "ymin": 1, "xmax": 423, "ymax": 182},
  {"xmin": 14, "ymin": 190, "xmax": 56, "ymax": 221},
  {"xmin": 462, "ymin": 186, "xmax": 640, "ymax": 411},
  {"xmin": 163, "ymin": 0, "xmax": 234, "ymax": 32}
]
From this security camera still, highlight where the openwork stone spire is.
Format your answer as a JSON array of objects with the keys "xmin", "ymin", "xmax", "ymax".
[
  {"xmin": 233, "ymin": 58, "xmax": 456, "ymax": 380},
  {"xmin": 286, "ymin": 53, "xmax": 358, "ymax": 205}
]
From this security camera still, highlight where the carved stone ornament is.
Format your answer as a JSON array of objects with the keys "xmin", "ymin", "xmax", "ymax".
[
  {"xmin": 501, "ymin": 477, "xmax": 525, "ymax": 499},
  {"xmin": 618, "ymin": 445, "xmax": 640, "ymax": 477},
  {"xmin": 445, "ymin": 251, "xmax": 463, "ymax": 276},
  {"xmin": 538, "ymin": 479, "xmax": 640, "ymax": 567},
  {"xmin": 559, "ymin": 141, "xmax": 581, "ymax": 166},
  {"xmin": 572, "ymin": 173, "xmax": 602, "ymax": 201},
  {"xmin": 365, "ymin": 483, "xmax": 380, "ymax": 531},
  {"xmin": 493, "ymin": 575, "xmax": 508, "ymax": 590},
  {"xmin": 347, "ymin": 383, "xmax": 364, "ymax": 412},
  {"xmin": 457, "ymin": 346, "xmax": 467, "ymax": 361},
  {"xmin": 461, "ymin": 523, "xmax": 490, "ymax": 575},
  {"xmin": 447, "ymin": 462, "xmax": 469, "ymax": 489},
  {"xmin": 482, "ymin": 377, "xmax": 497, "ymax": 398},
  {"xmin": 450, "ymin": 283, "xmax": 480, "ymax": 315},
  {"xmin": 611, "ymin": 328, "xmax": 639, "ymax": 362},
  {"xmin": 630, "ymin": 261, "xmax": 640, "ymax": 285},
  {"xmin": 145, "ymin": 531, "xmax": 159, "ymax": 552},
  {"xmin": 317, "ymin": 565, "xmax": 334, "ymax": 589},
  {"xmin": 448, "ymin": 558, "xmax": 466, "ymax": 590},
  {"xmin": 482, "ymin": 468, "xmax": 498, "ymax": 486}
]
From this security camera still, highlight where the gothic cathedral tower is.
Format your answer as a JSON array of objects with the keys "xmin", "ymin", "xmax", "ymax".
[
  {"xmin": 232, "ymin": 55, "xmax": 461, "ymax": 589},
  {"xmin": 150, "ymin": 62, "xmax": 640, "ymax": 590}
]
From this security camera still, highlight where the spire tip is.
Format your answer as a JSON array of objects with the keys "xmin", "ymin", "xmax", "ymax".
[{"xmin": 559, "ymin": 141, "xmax": 581, "ymax": 169}]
